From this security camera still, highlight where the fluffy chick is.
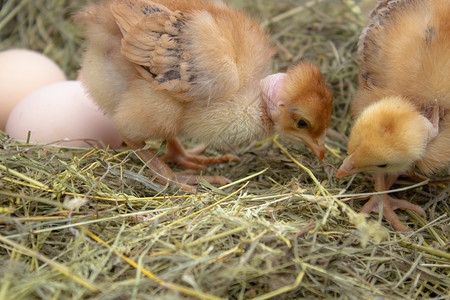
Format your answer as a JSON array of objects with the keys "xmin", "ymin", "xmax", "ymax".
[
  {"xmin": 337, "ymin": 0, "xmax": 450, "ymax": 231},
  {"xmin": 76, "ymin": 0, "xmax": 332, "ymax": 191}
]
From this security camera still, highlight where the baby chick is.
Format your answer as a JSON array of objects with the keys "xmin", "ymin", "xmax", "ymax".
[
  {"xmin": 337, "ymin": 0, "xmax": 450, "ymax": 230},
  {"xmin": 76, "ymin": 0, "xmax": 332, "ymax": 191}
]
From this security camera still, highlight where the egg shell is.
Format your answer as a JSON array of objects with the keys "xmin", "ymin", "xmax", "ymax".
[
  {"xmin": 0, "ymin": 49, "xmax": 67, "ymax": 130},
  {"xmin": 5, "ymin": 81, "xmax": 123, "ymax": 148}
]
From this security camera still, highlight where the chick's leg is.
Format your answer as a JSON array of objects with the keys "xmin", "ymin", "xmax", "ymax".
[
  {"xmin": 160, "ymin": 139, "xmax": 239, "ymax": 170},
  {"xmin": 124, "ymin": 139, "xmax": 230, "ymax": 192},
  {"xmin": 360, "ymin": 174, "xmax": 426, "ymax": 231}
]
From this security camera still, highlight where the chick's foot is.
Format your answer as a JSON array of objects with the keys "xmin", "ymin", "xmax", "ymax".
[
  {"xmin": 161, "ymin": 139, "xmax": 239, "ymax": 170},
  {"xmin": 124, "ymin": 139, "xmax": 231, "ymax": 193},
  {"xmin": 360, "ymin": 194, "xmax": 426, "ymax": 231}
]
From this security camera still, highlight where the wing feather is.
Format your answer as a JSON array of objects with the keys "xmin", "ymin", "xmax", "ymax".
[
  {"xmin": 357, "ymin": 0, "xmax": 421, "ymax": 88},
  {"xmin": 110, "ymin": 0, "xmax": 272, "ymax": 103},
  {"xmin": 112, "ymin": 0, "xmax": 190, "ymax": 96}
]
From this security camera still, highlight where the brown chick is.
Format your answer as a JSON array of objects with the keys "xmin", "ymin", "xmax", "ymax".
[
  {"xmin": 336, "ymin": 0, "xmax": 450, "ymax": 231},
  {"xmin": 76, "ymin": 0, "xmax": 332, "ymax": 192}
]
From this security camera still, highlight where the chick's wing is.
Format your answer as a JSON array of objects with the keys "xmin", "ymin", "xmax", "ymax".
[
  {"xmin": 357, "ymin": 0, "xmax": 433, "ymax": 90},
  {"xmin": 111, "ymin": 0, "xmax": 270, "ymax": 103}
]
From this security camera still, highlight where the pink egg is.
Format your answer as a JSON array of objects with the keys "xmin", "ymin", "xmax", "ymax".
[
  {"xmin": 5, "ymin": 81, "xmax": 123, "ymax": 148},
  {"xmin": 0, "ymin": 49, "xmax": 67, "ymax": 130}
]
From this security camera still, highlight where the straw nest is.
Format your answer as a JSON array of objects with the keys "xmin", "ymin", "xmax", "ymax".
[{"xmin": 0, "ymin": 0, "xmax": 449, "ymax": 299}]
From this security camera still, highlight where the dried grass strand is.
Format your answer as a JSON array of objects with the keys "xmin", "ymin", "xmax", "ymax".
[
  {"xmin": 84, "ymin": 229, "xmax": 225, "ymax": 300},
  {"xmin": 0, "ymin": 233, "xmax": 100, "ymax": 293}
]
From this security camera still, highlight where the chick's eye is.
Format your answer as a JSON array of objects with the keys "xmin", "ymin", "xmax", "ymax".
[
  {"xmin": 377, "ymin": 164, "xmax": 388, "ymax": 168},
  {"xmin": 296, "ymin": 119, "xmax": 309, "ymax": 129}
]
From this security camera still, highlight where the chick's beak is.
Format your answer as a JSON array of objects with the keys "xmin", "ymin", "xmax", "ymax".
[
  {"xmin": 304, "ymin": 134, "xmax": 326, "ymax": 160},
  {"xmin": 336, "ymin": 154, "xmax": 360, "ymax": 178}
]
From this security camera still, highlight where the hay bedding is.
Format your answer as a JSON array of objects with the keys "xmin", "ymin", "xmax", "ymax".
[{"xmin": 0, "ymin": 0, "xmax": 449, "ymax": 299}]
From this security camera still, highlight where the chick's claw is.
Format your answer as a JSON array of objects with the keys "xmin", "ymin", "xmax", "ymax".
[
  {"xmin": 161, "ymin": 139, "xmax": 239, "ymax": 170},
  {"xmin": 360, "ymin": 194, "xmax": 426, "ymax": 231},
  {"xmin": 386, "ymin": 197, "xmax": 426, "ymax": 217}
]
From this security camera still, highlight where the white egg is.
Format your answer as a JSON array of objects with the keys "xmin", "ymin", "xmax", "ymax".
[
  {"xmin": 5, "ymin": 81, "xmax": 123, "ymax": 148},
  {"xmin": 0, "ymin": 49, "xmax": 67, "ymax": 130}
]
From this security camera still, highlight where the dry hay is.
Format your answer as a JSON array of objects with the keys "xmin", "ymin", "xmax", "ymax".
[{"xmin": 0, "ymin": 0, "xmax": 449, "ymax": 299}]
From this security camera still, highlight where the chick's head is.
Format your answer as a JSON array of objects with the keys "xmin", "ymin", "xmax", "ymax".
[
  {"xmin": 274, "ymin": 62, "xmax": 332, "ymax": 160},
  {"xmin": 337, "ymin": 96, "xmax": 430, "ymax": 178}
]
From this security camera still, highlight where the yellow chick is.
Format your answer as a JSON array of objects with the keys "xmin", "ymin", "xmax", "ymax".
[
  {"xmin": 336, "ymin": 0, "xmax": 450, "ymax": 230},
  {"xmin": 76, "ymin": 0, "xmax": 332, "ymax": 192}
]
